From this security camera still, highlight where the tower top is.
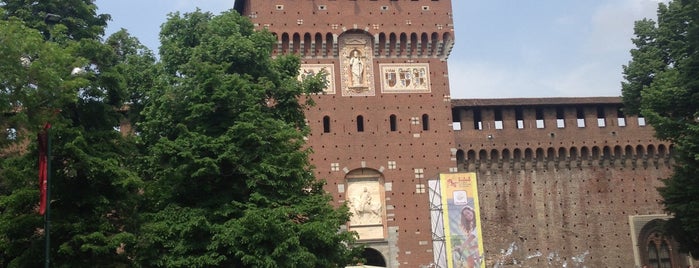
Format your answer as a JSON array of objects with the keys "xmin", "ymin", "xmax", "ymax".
[
  {"xmin": 234, "ymin": 0, "xmax": 454, "ymax": 39},
  {"xmin": 235, "ymin": 0, "xmax": 454, "ymax": 59}
]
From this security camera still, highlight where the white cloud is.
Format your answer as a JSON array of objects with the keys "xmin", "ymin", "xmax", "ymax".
[
  {"xmin": 448, "ymin": 0, "xmax": 667, "ymax": 99},
  {"xmin": 542, "ymin": 62, "xmax": 624, "ymax": 97},
  {"xmin": 449, "ymin": 61, "xmax": 549, "ymax": 99},
  {"xmin": 585, "ymin": 0, "xmax": 662, "ymax": 54}
]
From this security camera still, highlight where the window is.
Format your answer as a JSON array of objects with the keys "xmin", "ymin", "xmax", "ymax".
[
  {"xmin": 597, "ymin": 106, "xmax": 606, "ymax": 127},
  {"xmin": 323, "ymin": 116, "xmax": 331, "ymax": 133},
  {"xmin": 389, "ymin": 114, "xmax": 397, "ymax": 132},
  {"xmin": 515, "ymin": 107, "xmax": 524, "ymax": 129},
  {"xmin": 473, "ymin": 109, "xmax": 482, "ymax": 130},
  {"xmin": 535, "ymin": 108, "xmax": 545, "ymax": 129},
  {"xmin": 452, "ymin": 109, "xmax": 462, "ymax": 131},
  {"xmin": 422, "ymin": 114, "xmax": 429, "ymax": 131},
  {"xmin": 638, "ymin": 116, "xmax": 646, "ymax": 126},
  {"xmin": 357, "ymin": 115, "xmax": 364, "ymax": 132},
  {"xmin": 617, "ymin": 108, "xmax": 626, "ymax": 127},
  {"xmin": 556, "ymin": 107, "xmax": 565, "ymax": 128},
  {"xmin": 647, "ymin": 239, "xmax": 673, "ymax": 268},
  {"xmin": 576, "ymin": 107, "xmax": 586, "ymax": 128},
  {"xmin": 494, "ymin": 109, "xmax": 503, "ymax": 130}
]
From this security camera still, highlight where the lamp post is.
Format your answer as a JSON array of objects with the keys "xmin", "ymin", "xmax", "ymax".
[
  {"xmin": 38, "ymin": 123, "xmax": 51, "ymax": 268},
  {"xmin": 42, "ymin": 13, "xmax": 61, "ymax": 268}
]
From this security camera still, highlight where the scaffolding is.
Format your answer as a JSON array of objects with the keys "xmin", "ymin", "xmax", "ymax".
[{"xmin": 428, "ymin": 179, "xmax": 447, "ymax": 268}]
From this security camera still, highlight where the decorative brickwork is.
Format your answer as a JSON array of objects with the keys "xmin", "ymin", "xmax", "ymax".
[{"xmin": 234, "ymin": 1, "xmax": 693, "ymax": 267}]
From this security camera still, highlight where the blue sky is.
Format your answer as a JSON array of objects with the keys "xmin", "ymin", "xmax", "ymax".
[{"xmin": 96, "ymin": 0, "xmax": 663, "ymax": 99}]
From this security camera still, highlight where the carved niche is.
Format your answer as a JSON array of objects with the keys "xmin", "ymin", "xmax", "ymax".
[
  {"xmin": 339, "ymin": 34, "xmax": 375, "ymax": 96},
  {"xmin": 346, "ymin": 175, "xmax": 385, "ymax": 240}
]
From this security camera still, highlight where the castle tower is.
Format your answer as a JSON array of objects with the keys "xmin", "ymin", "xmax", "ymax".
[{"xmin": 235, "ymin": 1, "xmax": 456, "ymax": 267}]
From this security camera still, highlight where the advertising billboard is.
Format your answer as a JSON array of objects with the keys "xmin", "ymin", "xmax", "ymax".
[{"xmin": 440, "ymin": 173, "xmax": 484, "ymax": 268}]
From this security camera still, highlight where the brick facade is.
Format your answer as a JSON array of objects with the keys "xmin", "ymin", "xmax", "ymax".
[{"xmin": 235, "ymin": 1, "xmax": 693, "ymax": 267}]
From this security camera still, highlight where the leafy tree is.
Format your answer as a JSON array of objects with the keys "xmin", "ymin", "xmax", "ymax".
[
  {"xmin": 622, "ymin": 0, "xmax": 699, "ymax": 256},
  {"xmin": 0, "ymin": 3, "xmax": 153, "ymax": 267},
  {"xmin": 135, "ymin": 9, "xmax": 360, "ymax": 267},
  {"xmin": 0, "ymin": 0, "xmax": 109, "ymax": 41}
]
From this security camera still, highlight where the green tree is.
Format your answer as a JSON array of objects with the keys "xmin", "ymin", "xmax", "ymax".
[
  {"xmin": 0, "ymin": 0, "xmax": 109, "ymax": 41},
  {"xmin": 622, "ymin": 0, "xmax": 699, "ymax": 256},
  {"xmin": 0, "ymin": 4, "xmax": 153, "ymax": 267},
  {"xmin": 135, "ymin": 9, "xmax": 360, "ymax": 267}
]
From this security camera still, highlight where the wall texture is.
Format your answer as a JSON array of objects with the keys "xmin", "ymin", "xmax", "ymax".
[{"xmin": 236, "ymin": 1, "xmax": 691, "ymax": 267}]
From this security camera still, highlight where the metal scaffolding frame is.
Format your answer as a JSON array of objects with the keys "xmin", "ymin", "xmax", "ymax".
[{"xmin": 428, "ymin": 179, "xmax": 447, "ymax": 268}]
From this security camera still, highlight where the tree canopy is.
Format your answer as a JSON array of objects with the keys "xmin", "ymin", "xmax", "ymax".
[
  {"xmin": 622, "ymin": 0, "xmax": 699, "ymax": 256},
  {"xmin": 0, "ymin": 1, "xmax": 151, "ymax": 266},
  {"xmin": 134, "ymin": 9, "xmax": 359, "ymax": 267},
  {"xmin": 1, "ymin": 2, "xmax": 359, "ymax": 267}
]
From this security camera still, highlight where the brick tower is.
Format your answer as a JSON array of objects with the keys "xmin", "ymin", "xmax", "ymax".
[{"xmin": 235, "ymin": 1, "xmax": 456, "ymax": 267}]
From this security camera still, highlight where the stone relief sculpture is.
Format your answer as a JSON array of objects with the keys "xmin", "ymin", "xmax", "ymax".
[
  {"xmin": 349, "ymin": 49, "xmax": 364, "ymax": 87},
  {"xmin": 298, "ymin": 64, "xmax": 335, "ymax": 94},
  {"xmin": 380, "ymin": 63, "xmax": 431, "ymax": 93},
  {"xmin": 346, "ymin": 181, "xmax": 384, "ymax": 226},
  {"xmin": 349, "ymin": 187, "xmax": 382, "ymax": 225},
  {"xmin": 339, "ymin": 34, "xmax": 375, "ymax": 96}
]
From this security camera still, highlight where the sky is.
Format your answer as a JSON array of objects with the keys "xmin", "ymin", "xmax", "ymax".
[{"xmin": 95, "ymin": 0, "xmax": 664, "ymax": 99}]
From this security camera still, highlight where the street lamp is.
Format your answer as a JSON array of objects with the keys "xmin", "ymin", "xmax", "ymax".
[{"xmin": 41, "ymin": 13, "xmax": 61, "ymax": 268}]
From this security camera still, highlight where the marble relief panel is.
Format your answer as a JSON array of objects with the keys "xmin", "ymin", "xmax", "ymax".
[
  {"xmin": 339, "ymin": 34, "xmax": 375, "ymax": 96},
  {"xmin": 380, "ymin": 63, "xmax": 431, "ymax": 93},
  {"xmin": 346, "ymin": 178, "xmax": 385, "ymax": 240},
  {"xmin": 298, "ymin": 64, "xmax": 335, "ymax": 94}
]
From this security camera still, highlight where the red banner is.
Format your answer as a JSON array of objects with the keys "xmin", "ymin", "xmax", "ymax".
[{"xmin": 38, "ymin": 123, "xmax": 50, "ymax": 215}]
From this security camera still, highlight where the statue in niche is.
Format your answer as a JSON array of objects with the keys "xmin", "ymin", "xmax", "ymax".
[
  {"xmin": 349, "ymin": 186, "xmax": 382, "ymax": 225},
  {"xmin": 348, "ymin": 49, "xmax": 364, "ymax": 87}
]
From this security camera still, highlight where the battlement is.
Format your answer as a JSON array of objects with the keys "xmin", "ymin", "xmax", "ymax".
[
  {"xmin": 451, "ymin": 97, "xmax": 672, "ymax": 172},
  {"xmin": 235, "ymin": 0, "xmax": 454, "ymax": 59}
]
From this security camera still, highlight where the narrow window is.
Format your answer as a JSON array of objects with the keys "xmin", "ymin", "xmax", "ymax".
[
  {"xmin": 647, "ymin": 243, "xmax": 659, "ymax": 268},
  {"xmin": 323, "ymin": 116, "xmax": 331, "ymax": 133},
  {"xmin": 390, "ymin": 114, "xmax": 397, "ymax": 131},
  {"xmin": 494, "ymin": 109, "xmax": 503, "ymax": 130},
  {"xmin": 659, "ymin": 241, "xmax": 672, "ymax": 267},
  {"xmin": 597, "ymin": 106, "xmax": 606, "ymax": 127},
  {"xmin": 515, "ymin": 107, "xmax": 524, "ymax": 129},
  {"xmin": 638, "ymin": 116, "xmax": 646, "ymax": 126},
  {"xmin": 473, "ymin": 109, "xmax": 482, "ymax": 130},
  {"xmin": 556, "ymin": 107, "xmax": 565, "ymax": 128},
  {"xmin": 535, "ymin": 108, "xmax": 545, "ymax": 129},
  {"xmin": 576, "ymin": 107, "xmax": 586, "ymax": 128},
  {"xmin": 422, "ymin": 114, "xmax": 429, "ymax": 131},
  {"xmin": 452, "ymin": 109, "xmax": 462, "ymax": 131},
  {"xmin": 357, "ymin": 115, "xmax": 364, "ymax": 132},
  {"xmin": 617, "ymin": 108, "xmax": 626, "ymax": 127}
]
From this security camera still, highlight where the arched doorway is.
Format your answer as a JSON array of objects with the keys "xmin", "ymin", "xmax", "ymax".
[
  {"xmin": 638, "ymin": 219, "xmax": 688, "ymax": 268},
  {"xmin": 362, "ymin": 248, "xmax": 386, "ymax": 267}
]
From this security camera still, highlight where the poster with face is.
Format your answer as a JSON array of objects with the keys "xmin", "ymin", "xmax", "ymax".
[{"xmin": 440, "ymin": 173, "xmax": 485, "ymax": 268}]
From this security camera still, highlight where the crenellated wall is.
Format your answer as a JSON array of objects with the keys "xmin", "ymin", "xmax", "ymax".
[
  {"xmin": 452, "ymin": 97, "xmax": 679, "ymax": 267},
  {"xmin": 270, "ymin": 31, "xmax": 453, "ymax": 59},
  {"xmin": 235, "ymin": 1, "xmax": 693, "ymax": 267},
  {"xmin": 236, "ymin": 0, "xmax": 455, "ymax": 60}
]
